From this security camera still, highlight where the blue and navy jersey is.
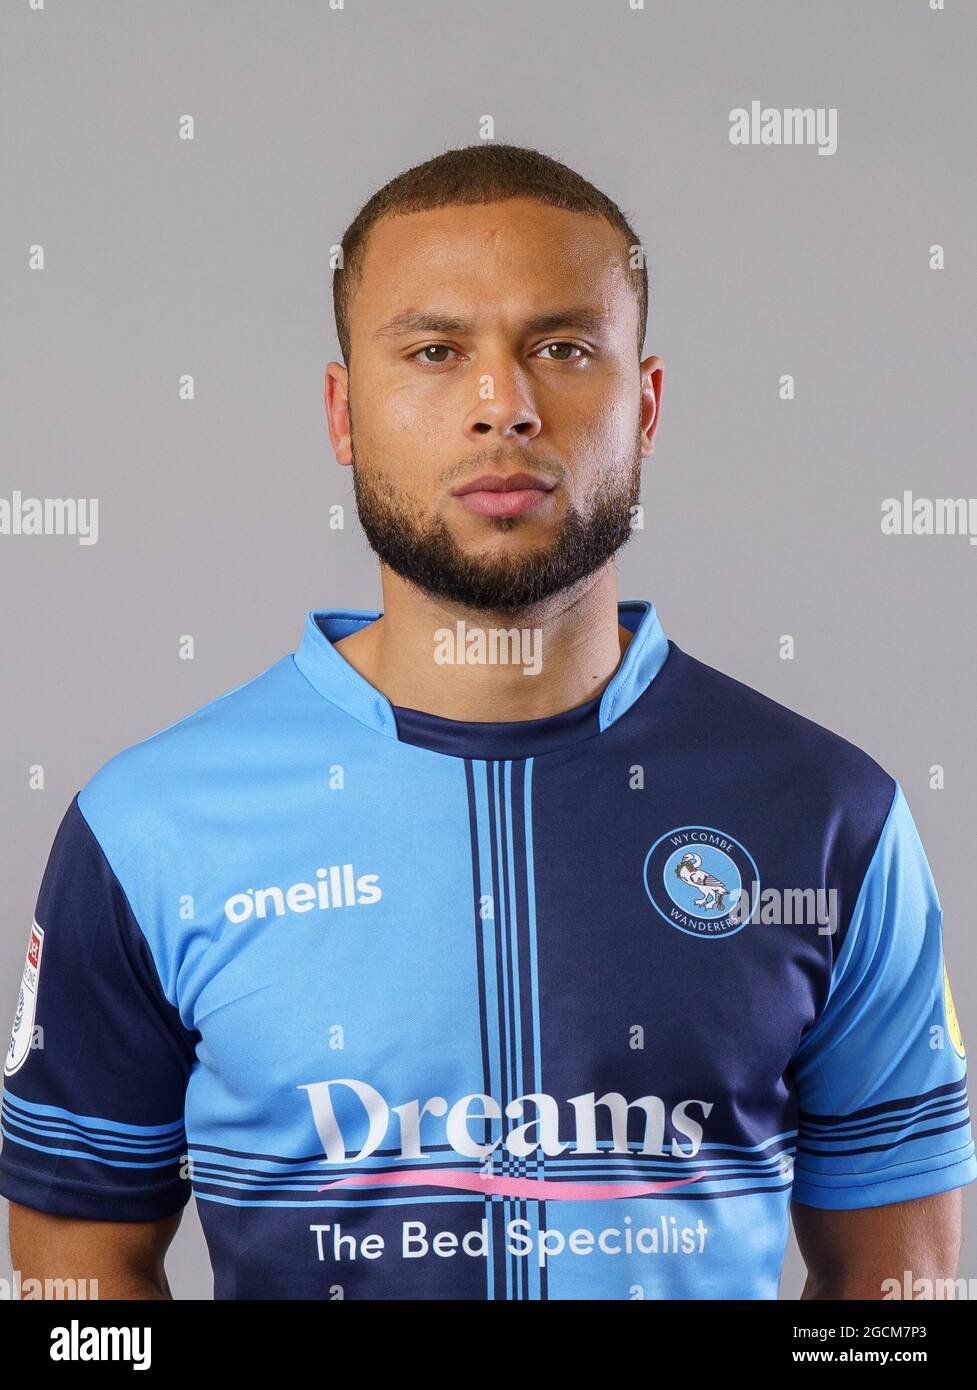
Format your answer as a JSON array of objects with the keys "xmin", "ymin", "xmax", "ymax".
[{"xmin": 2, "ymin": 599, "xmax": 974, "ymax": 1300}]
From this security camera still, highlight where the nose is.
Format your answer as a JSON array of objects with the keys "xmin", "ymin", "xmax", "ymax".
[{"xmin": 462, "ymin": 360, "xmax": 542, "ymax": 441}]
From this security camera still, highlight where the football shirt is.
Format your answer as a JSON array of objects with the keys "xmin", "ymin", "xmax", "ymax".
[{"xmin": 2, "ymin": 599, "xmax": 975, "ymax": 1300}]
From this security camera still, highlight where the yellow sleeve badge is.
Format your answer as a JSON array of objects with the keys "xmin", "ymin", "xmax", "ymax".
[{"xmin": 944, "ymin": 960, "xmax": 966, "ymax": 1059}]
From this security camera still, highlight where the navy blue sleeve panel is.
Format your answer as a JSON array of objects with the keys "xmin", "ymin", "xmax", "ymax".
[
  {"xmin": 0, "ymin": 795, "xmax": 199, "ymax": 1221},
  {"xmin": 789, "ymin": 783, "xmax": 977, "ymax": 1210}
]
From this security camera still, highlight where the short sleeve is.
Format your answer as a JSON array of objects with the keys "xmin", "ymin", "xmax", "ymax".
[
  {"xmin": 789, "ymin": 782, "xmax": 977, "ymax": 1209},
  {"xmin": 0, "ymin": 795, "xmax": 198, "ymax": 1221}
]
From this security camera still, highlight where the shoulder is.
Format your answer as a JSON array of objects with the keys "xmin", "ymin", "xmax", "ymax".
[
  {"xmin": 657, "ymin": 642, "xmax": 898, "ymax": 833},
  {"xmin": 76, "ymin": 654, "xmax": 300, "ymax": 863}
]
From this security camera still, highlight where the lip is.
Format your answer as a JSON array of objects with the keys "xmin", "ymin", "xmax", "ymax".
[
  {"xmin": 451, "ymin": 471, "xmax": 558, "ymax": 518},
  {"xmin": 452, "ymin": 472, "xmax": 557, "ymax": 497}
]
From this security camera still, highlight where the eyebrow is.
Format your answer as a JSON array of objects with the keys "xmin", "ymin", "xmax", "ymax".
[{"xmin": 372, "ymin": 306, "xmax": 609, "ymax": 340}]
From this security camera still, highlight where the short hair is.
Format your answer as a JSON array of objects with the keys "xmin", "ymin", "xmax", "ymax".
[{"xmin": 332, "ymin": 143, "xmax": 648, "ymax": 367}]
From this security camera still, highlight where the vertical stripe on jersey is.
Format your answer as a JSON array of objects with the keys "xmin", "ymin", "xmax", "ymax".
[{"xmin": 464, "ymin": 756, "xmax": 546, "ymax": 1300}]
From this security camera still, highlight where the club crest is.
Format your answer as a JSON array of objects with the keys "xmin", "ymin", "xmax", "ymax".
[{"xmin": 643, "ymin": 827, "xmax": 759, "ymax": 938}]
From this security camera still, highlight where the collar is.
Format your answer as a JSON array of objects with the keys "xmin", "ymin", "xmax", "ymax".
[{"xmin": 292, "ymin": 599, "xmax": 670, "ymax": 758}]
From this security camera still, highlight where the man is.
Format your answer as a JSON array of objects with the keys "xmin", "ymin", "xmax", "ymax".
[{"xmin": 2, "ymin": 144, "xmax": 974, "ymax": 1301}]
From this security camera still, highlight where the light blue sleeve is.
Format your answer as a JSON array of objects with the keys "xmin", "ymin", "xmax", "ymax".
[{"xmin": 789, "ymin": 782, "xmax": 977, "ymax": 1209}]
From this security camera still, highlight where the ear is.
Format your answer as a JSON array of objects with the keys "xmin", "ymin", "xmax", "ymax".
[
  {"xmin": 325, "ymin": 361, "xmax": 352, "ymax": 465},
  {"xmin": 639, "ymin": 354, "xmax": 664, "ymax": 457}
]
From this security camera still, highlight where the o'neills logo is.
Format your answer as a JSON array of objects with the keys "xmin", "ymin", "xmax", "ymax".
[
  {"xmin": 224, "ymin": 866, "xmax": 381, "ymax": 923},
  {"xmin": 298, "ymin": 1079, "xmax": 711, "ymax": 1200}
]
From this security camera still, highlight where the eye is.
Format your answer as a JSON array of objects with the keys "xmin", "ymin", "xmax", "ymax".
[
  {"xmin": 410, "ymin": 344, "xmax": 459, "ymax": 366},
  {"xmin": 536, "ymin": 341, "xmax": 588, "ymax": 362},
  {"xmin": 408, "ymin": 340, "xmax": 590, "ymax": 368}
]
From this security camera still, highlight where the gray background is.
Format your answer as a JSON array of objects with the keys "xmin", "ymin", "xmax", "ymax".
[{"xmin": 1, "ymin": 0, "xmax": 974, "ymax": 1299}]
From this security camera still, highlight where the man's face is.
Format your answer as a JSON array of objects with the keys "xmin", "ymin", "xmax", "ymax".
[{"xmin": 326, "ymin": 197, "xmax": 662, "ymax": 614}]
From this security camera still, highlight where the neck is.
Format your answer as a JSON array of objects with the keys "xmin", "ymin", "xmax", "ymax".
[{"xmin": 333, "ymin": 565, "xmax": 634, "ymax": 723}]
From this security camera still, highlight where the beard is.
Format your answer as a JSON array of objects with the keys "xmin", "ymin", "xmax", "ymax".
[{"xmin": 348, "ymin": 420, "xmax": 643, "ymax": 616}]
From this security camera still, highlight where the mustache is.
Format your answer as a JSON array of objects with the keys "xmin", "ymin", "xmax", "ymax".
[{"xmin": 443, "ymin": 455, "xmax": 565, "ymax": 488}]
